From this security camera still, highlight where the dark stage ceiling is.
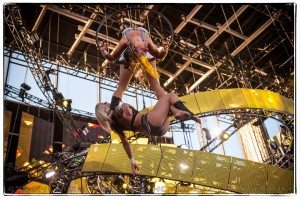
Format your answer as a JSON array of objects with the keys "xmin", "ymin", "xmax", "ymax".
[{"xmin": 4, "ymin": 3, "xmax": 295, "ymax": 100}]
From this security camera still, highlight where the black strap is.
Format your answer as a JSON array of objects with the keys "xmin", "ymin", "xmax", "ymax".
[
  {"xmin": 110, "ymin": 96, "xmax": 122, "ymax": 111},
  {"xmin": 130, "ymin": 107, "xmax": 139, "ymax": 131},
  {"xmin": 174, "ymin": 101, "xmax": 194, "ymax": 116}
]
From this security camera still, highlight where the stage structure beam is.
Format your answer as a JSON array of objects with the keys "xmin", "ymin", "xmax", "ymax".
[{"xmin": 4, "ymin": 5, "xmax": 85, "ymax": 144}]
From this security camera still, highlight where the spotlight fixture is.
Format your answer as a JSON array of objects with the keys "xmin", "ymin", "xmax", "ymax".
[
  {"xmin": 45, "ymin": 170, "xmax": 56, "ymax": 179},
  {"xmin": 19, "ymin": 83, "xmax": 31, "ymax": 101},
  {"xmin": 20, "ymin": 83, "xmax": 31, "ymax": 91},
  {"xmin": 54, "ymin": 91, "xmax": 64, "ymax": 105},
  {"xmin": 269, "ymin": 141, "xmax": 278, "ymax": 150},
  {"xmin": 219, "ymin": 132, "xmax": 230, "ymax": 141},
  {"xmin": 62, "ymin": 99, "xmax": 72, "ymax": 111}
]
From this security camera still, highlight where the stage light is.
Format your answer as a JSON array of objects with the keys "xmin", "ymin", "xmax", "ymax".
[
  {"xmin": 219, "ymin": 132, "xmax": 230, "ymax": 141},
  {"xmin": 48, "ymin": 146, "xmax": 53, "ymax": 153},
  {"xmin": 62, "ymin": 99, "xmax": 72, "ymax": 111},
  {"xmin": 122, "ymin": 183, "xmax": 128, "ymax": 189},
  {"xmin": 54, "ymin": 91, "xmax": 64, "ymax": 105},
  {"xmin": 18, "ymin": 88, "xmax": 26, "ymax": 100},
  {"xmin": 269, "ymin": 141, "xmax": 278, "ymax": 150},
  {"xmin": 45, "ymin": 170, "xmax": 56, "ymax": 178},
  {"xmin": 18, "ymin": 83, "xmax": 31, "ymax": 101},
  {"xmin": 21, "ymin": 83, "xmax": 31, "ymax": 91},
  {"xmin": 16, "ymin": 150, "xmax": 21, "ymax": 157},
  {"xmin": 97, "ymin": 135, "xmax": 104, "ymax": 139},
  {"xmin": 23, "ymin": 161, "xmax": 30, "ymax": 167}
]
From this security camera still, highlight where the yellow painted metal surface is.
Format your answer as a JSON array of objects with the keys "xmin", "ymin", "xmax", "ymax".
[
  {"xmin": 16, "ymin": 181, "xmax": 50, "ymax": 194},
  {"xmin": 16, "ymin": 112, "xmax": 34, "ymax": 169},
  {"xmin": 101, "ymin": 144, "xmax": 133, "ymax": 174},
  {"xmin": 260, "ymin": 90, "xmax": 285, "ymax": 112},
  {"xmin": 157, "ymin": 147, "xmax": 195, "ymax": 182},
  {"xmin": 140, "ymin": 88, "xmax": 294, "ymax": 116},
  {"xmin": 229, "ymin": 157, "xmax": 268, "ymax": 194},
  {"xmin": 280, "ymin": 95, "xmax": 294, "ymax": 114},
  {"xmin": 67, "ymin": 177, "xmax": 89, "ymax": 194},
  {"xmin": 196, "ymin": 90, "xmax": 226, "ymax": 113},
  {"xmin": 219, "ymin": 89, "xmax": 248, "ymax": 109},
  {"xmin": 4, "ymin": 110, "xmax": 12, "ymax": 159},
  {"xmin": 241, "ymin": 89, "xmax": 266, "ymax": 109},
  {"xmin": 192, "ymin": 151, "xmax": 231, "ymax": 191},
  {"xmin": 266, "ymin": 164, "xmax": 294, "ymax": 194},
  {"xmin": 81, "ymin": 144, "xmax": 110, "ymax": 173},
  {"xmin": 82, "ymin": 143, "xmax": 294, "ymax": 194},
  {"xmin": 132, "ymin": 144, "xmax": 162, "ymax": 176}
]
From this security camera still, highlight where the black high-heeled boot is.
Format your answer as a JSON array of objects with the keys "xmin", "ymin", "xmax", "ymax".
[
  {"xmin": 174, "ymin": 101, "xmax": 193, "ymax": 116},
  {"xmin": 174, "ymin": 101, "xmax": 201, "ymax": 124}
]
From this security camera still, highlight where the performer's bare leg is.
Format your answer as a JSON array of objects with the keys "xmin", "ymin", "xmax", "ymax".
[
  {"xmin": 108, "ymin": 64, "xmax": 133, "ymax": 118},
  {"xmin": 113, "ymin": 63, "xmax": 133, "ymax": 98},
  {"xmin": 145, "ymin": 60, "xmax": 166, "ymax": 99}
]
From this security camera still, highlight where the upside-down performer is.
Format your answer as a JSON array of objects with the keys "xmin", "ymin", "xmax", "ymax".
[
  {"xmin": 95, "ymin": 92, "xmax": 201, "ymax": 175},
  {"xmin": 99, "ymin": 27, "xmax": 169, "ymax": 119}
]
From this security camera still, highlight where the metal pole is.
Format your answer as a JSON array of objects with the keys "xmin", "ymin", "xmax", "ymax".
[{"xmin": 4, "ymin": 48, "xmax": 13, "ymax": 86}]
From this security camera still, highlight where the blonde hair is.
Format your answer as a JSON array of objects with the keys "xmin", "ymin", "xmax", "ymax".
[{"xmin": 95, "ymin": 103, "xmax": 112, "ymax": 132}]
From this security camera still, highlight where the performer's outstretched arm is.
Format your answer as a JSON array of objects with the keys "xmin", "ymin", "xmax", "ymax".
[{"xmin": 118, "ymin": 132, "xmax": 139, "ymax": 175}]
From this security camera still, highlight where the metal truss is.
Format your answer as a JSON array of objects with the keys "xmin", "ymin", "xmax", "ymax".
[
  {"xmin": 4, "ymin": 5, "xmax": 91, "ymax": 142},
  {"xmin": 4, "ymin": 48, "xmax": 157, "ymax": 100},
  {"xmin": 170, "ymin": 123, "xmax": 195, "ymax": 149},
  {"xmin": 197, "ymin": 108, "xmax": 294, "ymax": 168},
  {"xmin": 4, "ymin": 84, "xmax": 95, "ymax": 118}
]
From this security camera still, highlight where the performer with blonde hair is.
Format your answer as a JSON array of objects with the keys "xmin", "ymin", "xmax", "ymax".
[{"xmin": 95, "ymin": 92, "xmax": 201, "ymax": 175}]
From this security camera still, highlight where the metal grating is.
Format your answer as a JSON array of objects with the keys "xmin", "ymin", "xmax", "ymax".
[
  {"xmin": 157, "ymin": 147, "xmax": 195, "ymax": 182},
  {"xmin": 101, "ymin": 143, "xmax": 134, "ymax": 174},
  {"xmin": 266, "ymin": 164, "xmax": 294, "ymax": 194},
  {"xmin": 219, "ymin": 89, "xmax": 248, "ymax": 109},
  {"xmin": 228, "ymin": 157, "xmax": 268, "ymax": 194},
  {"xmin": 81, "ymin": 144, "xmax": 110, "ymax": 173},
  {"xmin": 81, "ymin": 144, "xmax": 294, "ymax": 194},
  {"xmin": 132, "ymin": 144, "xmax": 162, "ymax": 176},
  {"xmin": 197, "ymin": 90, "xmax": 226, "ymax": 113},
  {"xmin": 191, "ymin": 151, "xmax": 231, "ymax": 190}
]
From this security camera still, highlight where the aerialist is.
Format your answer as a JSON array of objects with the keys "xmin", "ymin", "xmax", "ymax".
[
  {"xmin": 95, "ymin": 92, "xmax": 201, "ymax": 175},
  {"xmin": 99, "ymin": 27, "xmax": 169, "ymax": 119}
]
